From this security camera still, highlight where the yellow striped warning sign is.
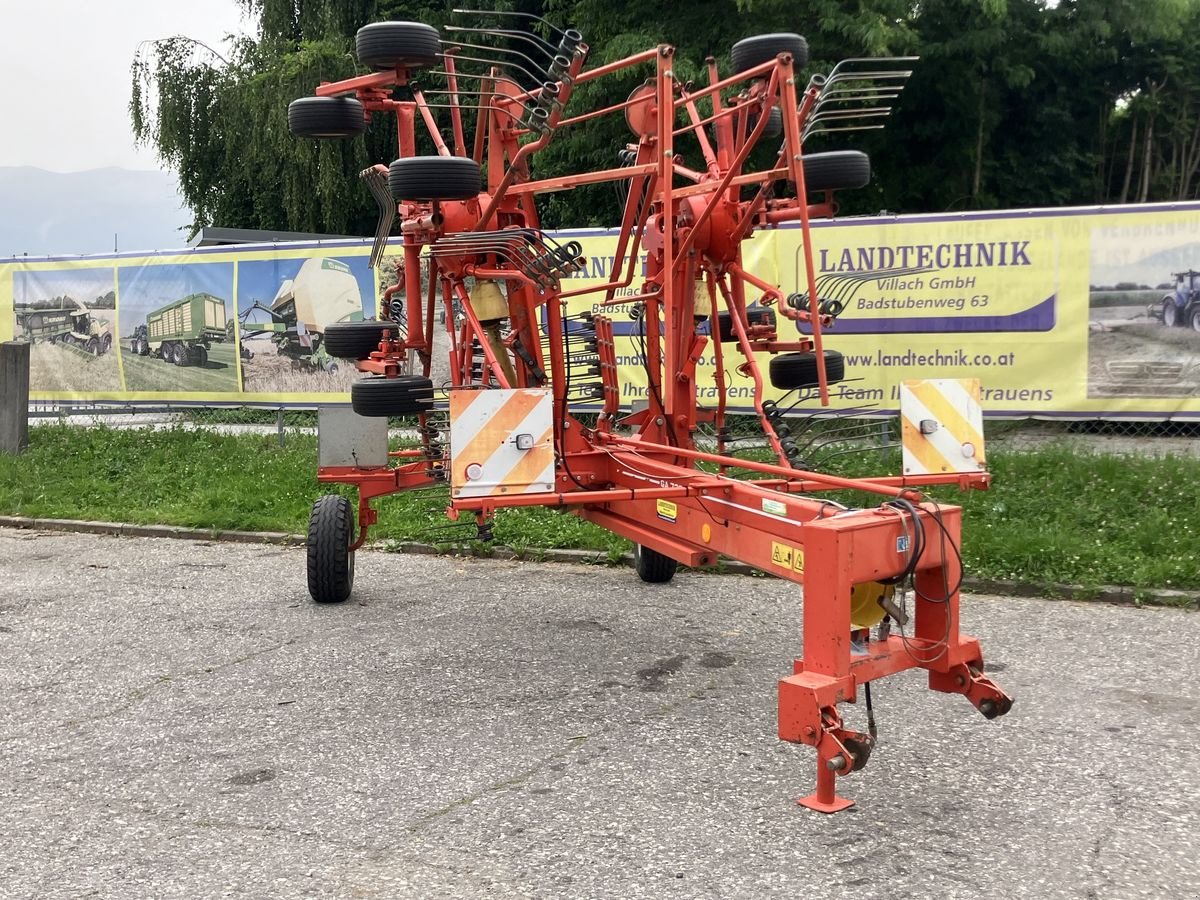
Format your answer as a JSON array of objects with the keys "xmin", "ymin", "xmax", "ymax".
[
  {"xmin": 449, "ymin": 388, "xmax": 555, "ymax": 498},
  {"xmin": 900, "ymin": 379, "xmax": 986, "ymax": 475}
]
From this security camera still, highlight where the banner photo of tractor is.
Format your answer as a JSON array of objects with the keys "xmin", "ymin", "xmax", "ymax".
[
  {"xmin": 1087, "ymin": 217, "xmax": 1200, "ymax": 402},
  {"xmin": 236, "ymin": 253, "xmax": 375, "ymax": 396},
  {"xmin": 10, "ymin": 267, "xmax": 119, "ymax": 393},
  {"xmin": 1, "ymin": 202, "xmax": 1199, "ymax": 418},
  {"xmin": 117, "ymin": 261, "xmax": 237, "ymax": 394}
]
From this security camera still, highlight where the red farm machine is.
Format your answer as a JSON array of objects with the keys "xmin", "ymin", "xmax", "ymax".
[{"xmin": 289, "ymin": 9, "xmax": 1011, "ymax": 813}]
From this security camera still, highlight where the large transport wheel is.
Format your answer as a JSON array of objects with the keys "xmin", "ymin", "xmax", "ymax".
[
  {"xmin": 307, "ymin": 495, "xmax": 355, "ymax": 604},
  {"xmin": 716, "ymin": 307, "xmax": 776, "ymax": 342},
  {"xmin": 801, "ymin": 151, "xmax": 872, "ymax": 192},
  {"xmin": 287, "ymin": 96, "xmax": 366, "ymax": 139},
  {"xmin": 195, "ymin": 345, "xmax": 209, "ymax": 367},
  {"xmin": 634, "ymin": 544, "xmax": 678, "ymax": 584},
  {"xmin": 731, "ymin": 33, "xmax": 809, "ymax": 74},
  {"xmin": 356, "ymin": 22, "xmax": 441, "ymax": 70},
  {"xmin": 323, "ymin": 321, "xmax": 395, "ymax": 360},
  {"xmin": 1191, "ymin": 307, "xmax": 1200, "ymax": 333},
  {"xmin": 101, "ymin": 334, "xmax": 112, "ymax": 354},
  {"xmin": 1162, "ymin": 299, "xmax": 1178, "ymax": 327},
  {"xmin": 388, "ymin": 156, "xmax": 482, "ymax": 201},
  {"xmin": 350, "ymin": 375, "xmax": 435, "ymax": 417},
  {"xmin": 173, "ymin": 343, "xmax": 190, "ymax": 366},
  {"xmin": 85, "ymin": 337, "xmax": 100, "ymax": 355},
  {"xmin": 769, "ymin": 349, "xmax": 846, "ymax": 390},
  {"xmin": 159, "ymin": 342, "xmax": 172, "ymax": 361}
]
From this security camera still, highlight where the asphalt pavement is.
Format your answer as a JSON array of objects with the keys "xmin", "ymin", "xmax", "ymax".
[{"xmin": 2, "ymin": 528, "xmax": 1197, "ymax": 899}]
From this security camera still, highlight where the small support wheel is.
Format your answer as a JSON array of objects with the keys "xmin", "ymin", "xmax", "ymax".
[
  {"xmin": 307, "ymin": 495, "xmax": 355, "ymax": 604},
  {"xmin": 388, "ymin": 156, "xmax": 483, "ymax": 201},
  {"xmin": 769, "ymin": 349, "xmax": 845, "ymax": 390},
  {"xmin": 801, "ymin": 151, "xmax": 872, "ymax": 193},
  {"xmin": 731, "ymin": 33, "xmax": 809, "ymax": 73},
  {"xmin": 287, "ymin": 96, "xmax": 367, "ymax": 139},
  {"xmin": 355, "ymin": 21, "xmax": 441, "ymax": 71},
  {"xmin": 351, "ymin": 375, "xmax": 435, "ymax": 417},
  {"xmin": 634, "ymin": 544, "xmax": 677, "ymax": 584},
  {"xmin": 324, "ymin": 321, "xmax": 396, "ymax": 359}
]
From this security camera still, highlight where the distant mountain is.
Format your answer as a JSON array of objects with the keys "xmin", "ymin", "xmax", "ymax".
[
  {"xmin": 0, "ymin": 166, "xmax": 193, "ymax": 258},
  {"xmin": 1089, "ymin": 241, "xmax": 1200, "ymax": 289}
]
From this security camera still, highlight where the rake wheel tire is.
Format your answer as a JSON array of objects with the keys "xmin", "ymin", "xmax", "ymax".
[
  {"xmin": 323, "ymin": 322, "xmax": 395, "ymax": 360},
  {"xmin": 717, "ymin": 307, "xmax": 776, "ymax": 342},
  {"xmin": 351, "ymin": 375, "xmax": 435, "ymax": 417},
  {"xmin": 769, "ymin": 349, "xmax": 845, "ymax": 390},
  {"xmin": 356, "ymin": 21, "xmax": 441, "ymax": 71},
  {"xmin": 634, "ymin": 544, "xmax": 677, "ymax": 584},
  {"xmin": 731, "ymin": 33, "xmax": 810, "ymax": 74},
  {"xmin": 751, "ymin": 105, "xmax": 784, "ymax": 139},
  {"xmin": 307, "ymin": 495, "xmax": 355, "ymax": 604},
  {"xmin": 802, "ymin": 151, "xmax": 872, "ymax": 193},
  {"xmin": 388, "ymin": 156, "xmax": 482, "ymax": 201},
  {"xmin": 287, "ymin": 96, "xmax": 366, "ymax": 139}
]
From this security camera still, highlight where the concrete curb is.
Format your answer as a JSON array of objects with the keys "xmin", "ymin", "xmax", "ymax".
[{"xmin": 2, "ymin": 515, "xmax": 1195, "ymax": 609}]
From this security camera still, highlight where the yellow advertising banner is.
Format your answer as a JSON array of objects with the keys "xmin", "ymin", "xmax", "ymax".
[{"xmin": 3, "ymin": 202, "xmax": 1199, "ymax": 419}]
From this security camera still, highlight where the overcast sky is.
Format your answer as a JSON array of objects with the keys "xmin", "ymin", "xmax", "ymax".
[{"xmin": 0, "ymin": 1, "xmax": 249, "ymax": 172}]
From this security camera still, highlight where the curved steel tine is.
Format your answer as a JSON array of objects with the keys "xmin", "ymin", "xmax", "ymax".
[
  {"xmin": 443, "ymin": 25, "xmax": 558, "ymax": 62},
  {"xmin": 452, "ymin": 8, "xmax": 572, "ymax": 40},
  {"xmin": 439, "ymin": 38, "xmax": 555, "ymax": 82},
  {"xmin": 433, "ymin": 50, "xmax": 551, "ymax": 87},
  {"xmin": 422, "ymin": 87, "xmax": 538, "ymax": 116}
]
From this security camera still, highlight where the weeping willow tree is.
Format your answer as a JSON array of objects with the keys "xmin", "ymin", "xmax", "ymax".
[{"xmin": 130, "ymin": 1, "xmax": 440, "ymax": 236}]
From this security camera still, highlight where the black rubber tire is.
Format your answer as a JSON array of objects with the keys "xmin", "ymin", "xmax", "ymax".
[
  {"xmin": 138, "ymin": 339, "xmax": 149, "ymax": 356},
  {"xmin": 129, "ymin": 339, "xmax": 139, "ymax": 354},
  {"xmin": 388, "ymin": 156, "xmax": 482, "ymax": 201},
  {"xmin": 351, "ymin": 375, "xmax": 435, "ymax": 417},
  {"xmin": 802, "ymin": 151, "xmax": 872, "ymax": 192},
  {"xmin": 356, "ymin": 21, "xmax": 441, "ymax": 71},
  {"xmin": 751, "ymin": 105, "xmax": 784, "ymax": 139},
  {"xmin": 195, "ymin": 345, "xmax": 208, "ymax": 367},
  {"xmin": 634, "ymin": 544, "xmax": 678, "ymax": 584},
  {"xmin": 769, "ymin": 349, "xmax": 846, "ymax": 390},
  {"xmin": 1162, "ymin": 299, "xmax": 1178, "ymax": 327},
  {"xmin": 287, "ymin": 96, "xmax": 366, "ymax": 139},
  {"xmin": 86, "ymin": 337, "xmax": 100, "ymax": 356},
  {"xmin": 173, "ymin": 343, "xmax": 189, "ymax": 367},
  {"xmin": 307, "ymin": 495, "xmax": 355, "ymax": 604},
  {"xmin": 101, "ymin": 334, "xmax": 113, "ymax": 353},
  {"xmin": 159, "ymin": 341, "xmax": 171, "ymax": 361},
  {"xmin": 1191, "ymin": 307, "xmax": 1200, "ymax": 333},
  {"xmin": 731, "ymin": 33, "xmax": 809, "ymax": 74},
  {"xmin": 717, "ymin": 307, "xmax": 776, "ymax": 342},
  {"xmin": 323, "ymin": 322, "xmax": 395, "ymax": 359}
]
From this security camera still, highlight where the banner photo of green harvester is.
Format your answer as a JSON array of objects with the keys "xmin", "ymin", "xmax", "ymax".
[{"xmin": 2, "ymin": 201, "xmax": 1199, "ymax": 419}]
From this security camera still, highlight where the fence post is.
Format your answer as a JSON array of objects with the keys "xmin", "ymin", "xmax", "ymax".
[{"xmin": 1, "ymin": 341, "xmax": 31, "ymax": 454}]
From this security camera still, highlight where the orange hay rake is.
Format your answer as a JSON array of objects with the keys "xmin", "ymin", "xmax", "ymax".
[{"xmin": 293, "ymin": 9, "xmax": 1011, "ymax": 812}]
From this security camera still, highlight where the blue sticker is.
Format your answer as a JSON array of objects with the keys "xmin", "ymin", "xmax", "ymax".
[{"xmin": 897, "ymin": 535, "xmax": 910, "ymax": 553}]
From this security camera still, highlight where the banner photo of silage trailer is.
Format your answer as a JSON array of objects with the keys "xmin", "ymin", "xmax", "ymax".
[{"xmin": 2, "ymin": 201, "xmax": 1199, "ymax": 420}]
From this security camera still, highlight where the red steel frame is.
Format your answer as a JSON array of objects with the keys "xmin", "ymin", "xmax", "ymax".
[{"xmin": 305, "ymin": 28, "xmax": 1011, "ymax": 812}]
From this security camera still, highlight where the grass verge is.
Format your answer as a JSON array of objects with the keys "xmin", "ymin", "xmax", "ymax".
[{"xmin": 2, "ymin": 424, "xmax": 1197, "ymax": 594}]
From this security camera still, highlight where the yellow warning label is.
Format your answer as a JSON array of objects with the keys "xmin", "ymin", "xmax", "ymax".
[
  {"xmin": 792, "ymin": 549, "xmax": 805, "ymax": 573},
  {"xmin": 771, "ymin": 542, "xmax": 793, "ymax": 569},
  {"xmin": 656, "ymin": 499, "xmax": 677, "ymax": 523}
]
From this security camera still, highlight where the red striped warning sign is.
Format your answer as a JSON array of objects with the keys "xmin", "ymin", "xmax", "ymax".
[
  {"xmin": 900, "ymin": 379, "xmax": 986, "ymax": 475},
  {"xmin": 449, "ymin": 388, "xmax": 555, "ymax": 498}
]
